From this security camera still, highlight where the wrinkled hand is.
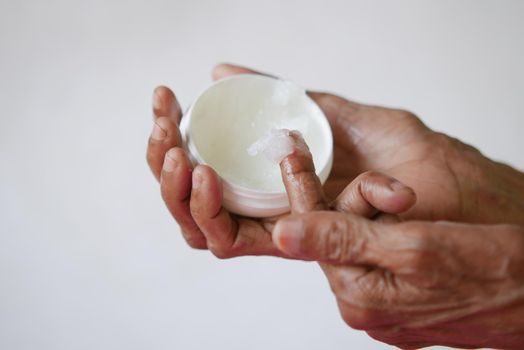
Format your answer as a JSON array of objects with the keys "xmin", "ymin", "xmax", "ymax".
[
  {"xmin": 273, "ymin": 141, "xmax": 524, "ymax": 350},
  {"xmin": 147, "ymin": 91, "xmax": 415, "ymax": 256},
  {"xmin": 273, "ymin": 211, "xmax": 524, "ymax": 349}
]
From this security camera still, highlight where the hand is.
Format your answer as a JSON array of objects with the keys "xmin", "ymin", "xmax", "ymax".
[
  {"xmin": 272, "ymin": 212, "xmax": 524, "ymax": 349},
  {"xmin": 147, "ymin": 96, "xmax": 415, "ymax": 256},
  {"xmin": 211, "ymin": 64, "xmax": 524, "ymax": 226},
  {"xmin": 273, "ymin": 149, "xmax": 524, "ymax": 350}
]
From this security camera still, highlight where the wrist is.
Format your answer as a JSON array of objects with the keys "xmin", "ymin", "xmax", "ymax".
[
  {"xmin": 448, "ymin": 300, "xmax": 524, "ymax": 350},
  {"xmin": 447, "ymin": 140, "xmax": 524, "ymax": 225}
]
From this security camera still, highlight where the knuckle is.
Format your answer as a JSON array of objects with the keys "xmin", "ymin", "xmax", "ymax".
[
  {"xmin": 338, "ymin": 303, "xmax": 379, "ymax": 331},
  {"xmin": 405, "ymin": 251, "xmax": 428, "ymax": 271},
  {"xmin": 351, "ymin": 271, "xmax": 387, "ymax": 307},
  {"xmin": 366, "ymin": 330, "xmax": 404, "ymax": 348},
  {"xmin": 208, "ymin": 244, "xmax": 233, "ymax": 259},
  {"xmin": 429, "ymin": 131, "xmax": 455, "ymax": 148},
  {"xmin": 392, "ymin": 109, "xmax": 427, "ymax": 131},
  {"xmin": 405, "ymin": 224, "xmax": 433, "ymax": 249},
  {"xmin": 155, "ymin": 117, "xmax": 176, "ymax": 134},
  {"xmin": 324, "ymin": 268, "xmax": 346, "ymax": 296},
  {"xmin": 323, "ymin": 218, "xmax": 351, "ymax": 262},
  {"xmin": 184, "ymin": 235, "xmax": 207, "ymax": 250},
  {"xmin": 429, "ymin": 132, "xmax": 482, "ymax": 160},
  {"xmin": 329, "ymin": 218, "xmax": 368, "ymax": 264},
  {"xmin": 340, "ymin": 309, "xmax": 361, "ymax": 329},
  {"xmin": 395, "ymin": 109, "xmax": 420, "ymax": 123},
  {"xmin": 400, "ymin": 225, "xmax": 436, "ymax": 270},
  {"xmin": 189, "ymin": 197, "xmax": 204, "ymax": 218}
]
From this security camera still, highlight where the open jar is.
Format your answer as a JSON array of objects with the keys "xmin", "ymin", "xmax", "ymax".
[{"xmin": 179, "ymin": 74, "xmax": 333, "ymax": 217}]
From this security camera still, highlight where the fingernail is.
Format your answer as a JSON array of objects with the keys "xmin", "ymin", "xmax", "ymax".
[
  {"xmin": 274, "ymin": 218, "xmax": 304, "ymax": 255},
  {"xmin": 390, "ymin": 180, "xmax": 408, "ymax": 192},
  {"xmin": 151, "ymin": 122, "xmax": 166, "ymax": 141},
  {"xmin": 192, "ymin": 169, "xmax": 203, "ymax": 189},
  {"xmin": 163, "ymin": 151, "xmax": 178, "ymax": 172}
]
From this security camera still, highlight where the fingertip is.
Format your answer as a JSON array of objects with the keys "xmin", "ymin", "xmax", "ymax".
[
  {"xmin": 212, "ymin": 63, "xmax": 232, "ymax": 81},
  {"xmin": 389, "ymin": 180, "xmax": 416, "ymax": 196},
  {"xmin": 153, "ymin": 85, "xmax": 174, "ymax": 97},
  {"xmin": 153, "ymin": 86, "xmax": 173, "ymax": 111},
  {"xmin": 212, "ymin": 63, "xmax": 258, "ymax": 81},
  {"xmin": 382, "ymin": 182, "xmax": 417, "ymax": 213},
  {"xmin": 339, "ymin": 172, "xmax": 417, "ymax": 216},
  {"xmin": 152, "ymin": 85, "xmax": 182, "ymax": 123}
]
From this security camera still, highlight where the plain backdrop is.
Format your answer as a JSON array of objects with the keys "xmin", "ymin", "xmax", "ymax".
[{"xmin": 1, "ymin": 1, "xmax": 523, "ymax": 349}]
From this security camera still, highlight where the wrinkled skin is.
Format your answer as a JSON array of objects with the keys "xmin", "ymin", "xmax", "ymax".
[
  {"xmin": 273, "ymin": 140, "xmax": 524, "ymax": 349},
  {"xmin": 274, "ymin": 213, "xmax": 524, "ymax": 349},
  {"xmin": 147, "ymin": 64, "xmax": 524, "ymax": 349}
]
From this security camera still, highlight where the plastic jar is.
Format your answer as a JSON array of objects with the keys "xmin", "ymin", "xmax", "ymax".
[{"xmin": 179, "ymin": 74, "xmax": 333, "ymax": 217}]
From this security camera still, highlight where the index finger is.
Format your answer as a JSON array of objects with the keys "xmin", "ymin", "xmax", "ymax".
[
  {"xmin": 153, "ymin": 86, "xmax": 183, "ymax": 124},
  {"xmin": 279, "ymin": 131, "xmax": 328, "ymax": 214}
]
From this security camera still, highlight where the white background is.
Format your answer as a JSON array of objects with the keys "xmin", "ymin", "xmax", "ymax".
[{"xmin": 1, "ymin": 1, "xmax": 523, "ymax": 349}]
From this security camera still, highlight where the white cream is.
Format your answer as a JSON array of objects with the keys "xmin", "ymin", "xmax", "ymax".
[{"xmin": 247, "ymin": 128, "xmax": 296, "ymax": 164}]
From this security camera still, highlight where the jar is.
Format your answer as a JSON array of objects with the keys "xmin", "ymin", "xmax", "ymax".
[{"xmin": 179, "ymin": 74, "xmax": 333, "ymax": 217}]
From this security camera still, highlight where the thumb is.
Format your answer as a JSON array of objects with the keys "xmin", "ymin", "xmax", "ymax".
[{"xmin": 273, "ymin": 211, "xmax": 384, "ymax": 265}]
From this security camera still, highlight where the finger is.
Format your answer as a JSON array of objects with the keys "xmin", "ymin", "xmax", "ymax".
[
  {"xmin": 212, "ymin": 63, "xmax": 274, "ymax": 81},
  {"xmin": 279, "ymin": 131, "xmax": 328, "ymax": 213},
  {"xmin": 332, "ymin": 171, "xmax": 416, "ymax": 217},
  {"xmin": 189, "ymin": 165, "xmax": 283, "ymax": 258},
  {"xmin": 147, "ymin": 117, "xmax": 182, "ymax": 181},
  {"xmin": 274, "ymin": 211, "xmax": 524, "ymax": 274},
  {"xmin": 153, "ymin": 86, "xmax": 183, "ymax": 124},
  {"xmin": 160, "ymin": 147, "xmax": 207, "ymax": 249},
  {"xmin": 273, "ymin": 211, "xmax": 384, "ymax": 265}
]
